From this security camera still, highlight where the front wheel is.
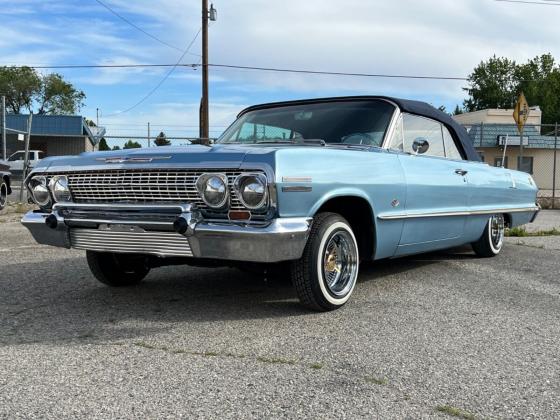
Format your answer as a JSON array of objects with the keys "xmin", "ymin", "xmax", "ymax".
[
  {"xmin": 471, "ymin": 214, "xmax": 505, "ymax": 257},
  {"xmin": 290, "ymin": 213, "xmax": 359, "ymax": 311},
  {"xmin": 0, "ymin": 179, "xmax": 7, "ymax": 210},
  {"xmin": 86, "ymin": 251, "xmax": 150, "ymax": 286}
]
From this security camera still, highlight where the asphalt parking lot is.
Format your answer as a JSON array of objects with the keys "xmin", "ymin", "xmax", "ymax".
[{"xmin": 1, "ymin": 214, "xmax": 559, "ymax": 419}]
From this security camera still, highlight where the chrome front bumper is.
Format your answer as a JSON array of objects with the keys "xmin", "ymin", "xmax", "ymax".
[{"xmin": 21, "ymin": 204, "xmax": 312, "ymax": 263}]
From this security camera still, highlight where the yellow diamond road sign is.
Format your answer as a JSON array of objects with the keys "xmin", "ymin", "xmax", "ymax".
[{"xmin": 513, "ymin": 92, "xmax": 530, "ymax": 134}]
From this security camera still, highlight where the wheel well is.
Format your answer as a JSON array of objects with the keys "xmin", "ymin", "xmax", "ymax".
[
  {"xmin": 2, "ymin": 175, "xmax": 10, "ymax": 194},
  {"xmin": 315, "ymin": 196, "xmax": 375, "ymax": 260},
  {"xmin": 503, "ymin": 213, "xmax": 512, "ymax": 228}
]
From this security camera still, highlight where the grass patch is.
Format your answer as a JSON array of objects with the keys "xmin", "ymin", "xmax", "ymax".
[
  {"xmin": 436, "ymin": 405, "xmax": 476, "ymax": 420},
  {"xmin": 506, "ymin": 227, "xmax": 560, "ymax": 237},
  {"xmin": 309, "ymin": 362, "xmax": 324, "ymax": 370},
  {"xmin": 134, "ymin": 341, "xmax": 157, "ymax": 350},
  {"xmin": 257, "ymin": 356, "xmax": 296, "ymax": 365},
  {"xmin": 364, "ymin": 375, "xmax": 387, "ymax": 385},
  {"xmin": 13, "ymin": 202, "xmax": 29, "ymax": 213}
]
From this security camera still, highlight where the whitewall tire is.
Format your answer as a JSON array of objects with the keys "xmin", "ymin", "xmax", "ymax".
[
  {"xmin": 472, "ymin": 214, "xmax": 505, "ymax": 257},
  {"xmin": 291, "ymin": 212, "xmax": 359, "ymax": 311}
]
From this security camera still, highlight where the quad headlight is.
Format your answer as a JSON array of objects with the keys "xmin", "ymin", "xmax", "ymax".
[
  {"xmin": 28, "ymin": 176, "xmax": 51, "ymax": 207},
  {"xmin": 196, "ymin": 173, "xmax": 229, "ymax": 209},
  {"xmin": 49, "ymin": 175, "xmax": 72, "ymax": 203},
  {"xmin": 234, "ymin": 173, "xmax": 268, "ymax": 210}
]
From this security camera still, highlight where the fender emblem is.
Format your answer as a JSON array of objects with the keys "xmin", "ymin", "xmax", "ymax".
[
  {"xmin": 96, "ymin": 156, "xmax": 171, "ymax": 163},
  {"xmin": 391, "ymin": 199, "xmax": 400, "ymax": 207}
]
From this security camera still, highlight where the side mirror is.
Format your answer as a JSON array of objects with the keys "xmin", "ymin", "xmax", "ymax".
[{"xmin": 412, "ymin": 137, "xmax": 429, "ymax": 154}]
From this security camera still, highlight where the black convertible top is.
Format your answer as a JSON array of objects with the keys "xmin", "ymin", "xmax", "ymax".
[{"xmin": 239, "ymin": 96, "xmax": 480, "ymax": 162}]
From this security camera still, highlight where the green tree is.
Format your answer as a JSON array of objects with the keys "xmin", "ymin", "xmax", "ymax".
[
  {"xmin": 112, "ymin": 145, "xmax": 121, "ymax": 151},
  {"xmin": 37, "ymin": 73, "xmax": 85, "ymax": 114},
  {"xmin": 98, "ymin": 138, "xmax": 110, "ymax": 151},
  {"xmin": 123, "ymin": 140, "xmax": 142, "ymax": 149},
  {"xmin": 463, "ymin": 56, "xmax": 518, "ymax": 111},
  {"xmin": 154, "ymin": 131, "xmax": 171, "ymax": 146},
  {"xmin": 0, "ymin": 66, "xmax": 85, "ymax": 114},
  {"xmin": 0, "ymin": 66, "xmax": 41, "ymax": 113},
  {"xmin": 453, "ymin": 105, "xmax": 463, "ymax": 115},
  {"xmin": 514, "ymin": 53, "xmax": 560, "ymax": 124}
]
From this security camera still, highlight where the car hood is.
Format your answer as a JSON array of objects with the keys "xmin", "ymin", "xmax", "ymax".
[{"xmin": 30, "ymin": 144, "xmax": 285, "ymax": 173}]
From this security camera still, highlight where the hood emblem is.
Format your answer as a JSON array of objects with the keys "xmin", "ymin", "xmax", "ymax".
[{"xmin": 96, "ymin": 156, "xmax": 171, "ymax": 164}]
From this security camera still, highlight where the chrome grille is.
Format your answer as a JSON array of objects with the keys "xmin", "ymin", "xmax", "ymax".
[
  {"xmin": 64, "ymin": 169, "xmax": 246, "ymax": 209},
  {"xmin": 70, "ymin": 228, "xmax": 193, "ymax": 257}
]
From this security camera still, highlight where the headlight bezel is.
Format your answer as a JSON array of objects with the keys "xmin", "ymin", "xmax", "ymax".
[
  {"xmin": 196, "ymin": 173, "xmax": 230, "ymax": 209},
  {"xmin": 234, "ymin": 173, "xmax": 268, "ymax": 210},
  {"xmin": 49, "ymin": 175, "xmax": 72, "ymax": 203},
  {"xmin": 28, "ymin": 175, "xmax": 51, "ymax": 207}
]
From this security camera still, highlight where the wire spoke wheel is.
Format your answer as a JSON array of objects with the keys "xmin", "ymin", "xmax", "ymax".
[
  {"xmin": 0, "ymin": 182, "xmax": 7, "ymax": 209},
  {"xmin": 322, "ymin": 230, "xmax": 358, "ymax": 297},
  {"xmin": 490, "ymin": 214, "xmax": 505, "ymax": 250}
]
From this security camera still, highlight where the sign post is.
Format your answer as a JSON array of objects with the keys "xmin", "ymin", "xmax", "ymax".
[
  {"xmin": 19, "ymin": 113, "xmax": 33, "ymax": 202},
  {"xmin": 513, "ymin": 92, "xmax": 530, "ymax": 171}
]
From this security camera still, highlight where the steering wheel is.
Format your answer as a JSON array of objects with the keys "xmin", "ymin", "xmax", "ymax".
[{"xmin": 341, "ymin": 133, "xmax": 377, "ymax": 146}]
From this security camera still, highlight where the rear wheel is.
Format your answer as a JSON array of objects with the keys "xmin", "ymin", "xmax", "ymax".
[
  {"xmin": 86, "ymin": 251, "xmax": 150, "ymax": 286},
  {"xmin": 291, "ymin": 213, "xmax": 359, "ymax": 311},
  {"xmin": 0, "ymin": 180, "xmax": 7, "ymax": 210},
  {"xmin": 471, "ymin": 214, "xmax": 505, "ymax": 257}
]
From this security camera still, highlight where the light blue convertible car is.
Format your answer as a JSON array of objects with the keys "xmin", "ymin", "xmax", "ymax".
[{"xmin": 22, "ymin": 96, "xmax": 539, "ymax": 311}]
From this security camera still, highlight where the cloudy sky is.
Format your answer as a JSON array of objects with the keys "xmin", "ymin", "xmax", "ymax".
[{"xmin": 1, "ymin": 0, "xmax": 559, "ymax": 144}]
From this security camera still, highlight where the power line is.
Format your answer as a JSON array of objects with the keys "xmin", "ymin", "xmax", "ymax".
[
  {"xmin": 94, "ymin": 0, "xmax": 184, "ymax": 52},
  {"xmin": 208, "ymin": 64, "xmax": 469, "ymax": 81},
  {"xmin": 1, "ymin": 62, "xmax": 471, "ymax": 81},
  {"xmin": 103, "ymin": 28, "xmax": 201, "ymax": 116}
]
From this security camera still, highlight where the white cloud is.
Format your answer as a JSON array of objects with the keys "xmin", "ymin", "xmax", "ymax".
[{"xmin": 4, "ymin": 0, "xmax": 560, "ymax": 128}]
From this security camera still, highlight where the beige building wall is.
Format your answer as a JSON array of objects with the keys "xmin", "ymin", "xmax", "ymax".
[
  {"xmin": 478, "ymin": 147, "xmax": 559, "ymax": 195},
  {"xmin": 454, "ymin": 108, "xmax": 542, "ymax": 126}
]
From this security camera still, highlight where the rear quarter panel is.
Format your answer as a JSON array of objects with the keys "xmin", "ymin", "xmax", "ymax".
[{"xmin": 464, "ymin": 162, "xmax": 538, "ymax": 241}]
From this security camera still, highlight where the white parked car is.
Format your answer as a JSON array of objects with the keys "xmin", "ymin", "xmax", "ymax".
[{"xmin": 0, "ymin": 150, "xmax": 44, "ymax": 172}]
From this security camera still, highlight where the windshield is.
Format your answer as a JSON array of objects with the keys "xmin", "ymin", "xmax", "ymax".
[{"xmin": 218, "ymin": 100, "xmax": 396, "ymax": 147}]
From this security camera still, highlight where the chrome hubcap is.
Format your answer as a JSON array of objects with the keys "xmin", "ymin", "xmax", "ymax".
[
  {"xmin": 490, "ymin": 214, "xmax": 505, "ymax": 250},
  {"xmin": 322, "ymin": 230, "xmax": 358, "ymax": 297},
  {"xmin": 0, "ymin": 183, "xmax": 6, "ymax": 207}
]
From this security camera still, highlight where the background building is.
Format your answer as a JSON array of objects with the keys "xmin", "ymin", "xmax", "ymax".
[{"xmin": 3, "ymin": 114, "xmax": 104, "ymax": 159}]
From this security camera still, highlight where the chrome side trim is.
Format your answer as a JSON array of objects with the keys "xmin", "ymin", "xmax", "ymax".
[
  {"xmin": 377, "ymin": 206, "xmax": 540, "ymax": 220},
  {"xmin": 282, "ymin": 186, "xmax": 312, "ymax": 192}
]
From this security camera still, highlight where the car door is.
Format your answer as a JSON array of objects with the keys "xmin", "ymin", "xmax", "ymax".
[{"xmin": 393, "ymin": 114, "xmax": 469, "ymax": 254}]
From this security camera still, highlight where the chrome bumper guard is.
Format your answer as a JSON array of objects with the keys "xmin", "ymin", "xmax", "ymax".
[{"xmin": 21, "ymin": 203, "xmax": 312, "ymax": 263}]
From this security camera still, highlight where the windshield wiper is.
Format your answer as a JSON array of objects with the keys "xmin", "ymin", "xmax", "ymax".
[{"xmin": 254, "ymin": 138, "xmax": 326, "ymax": 146}]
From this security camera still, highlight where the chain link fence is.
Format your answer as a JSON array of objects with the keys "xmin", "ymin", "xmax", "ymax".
[{"xmin": 463, "ymin": 123, "xmax": 559, "ymax": 209}]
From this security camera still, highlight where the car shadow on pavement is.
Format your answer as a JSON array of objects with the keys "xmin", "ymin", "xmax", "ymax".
[{"xmin": 0, "ymin": 247, "xmax": 476, "ymax": 346}]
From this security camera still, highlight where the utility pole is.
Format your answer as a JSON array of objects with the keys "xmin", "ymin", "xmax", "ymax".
[
  {"xmin": 96, "ymin": 108, "xmax": 99, "ymax": 127},
  {"xmin": 1, "ymin": 96, "xmax": 6, "ymax": 161},
  {"xmin": 200, "ymin": 1, "xmax": 217, "ymax": 141},
  {"xmin": 147, "ymin": 122, "xmax": 151, "ymax": 148},
  {"xmin": 19, "ymin": 113, "xmax": 32, "ymax": 202}
]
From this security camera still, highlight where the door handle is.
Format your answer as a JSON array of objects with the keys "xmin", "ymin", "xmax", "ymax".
[{"xmin": 455, "ymin": 169, "xmax": 468, "ymax": 176}]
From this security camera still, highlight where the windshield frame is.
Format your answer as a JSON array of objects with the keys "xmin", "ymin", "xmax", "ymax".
[{"xmin": 217, "ymin": 98, "xmax": 399, "ymax": 148}]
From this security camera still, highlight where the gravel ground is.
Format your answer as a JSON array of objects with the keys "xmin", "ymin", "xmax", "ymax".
[
  {"xmin": 0, "ymin": 219, "xmax": 559, "ymax": 419},
  {"xmin": 525, "ymin": 210, "xmax": 560, "ymax": 233}
]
